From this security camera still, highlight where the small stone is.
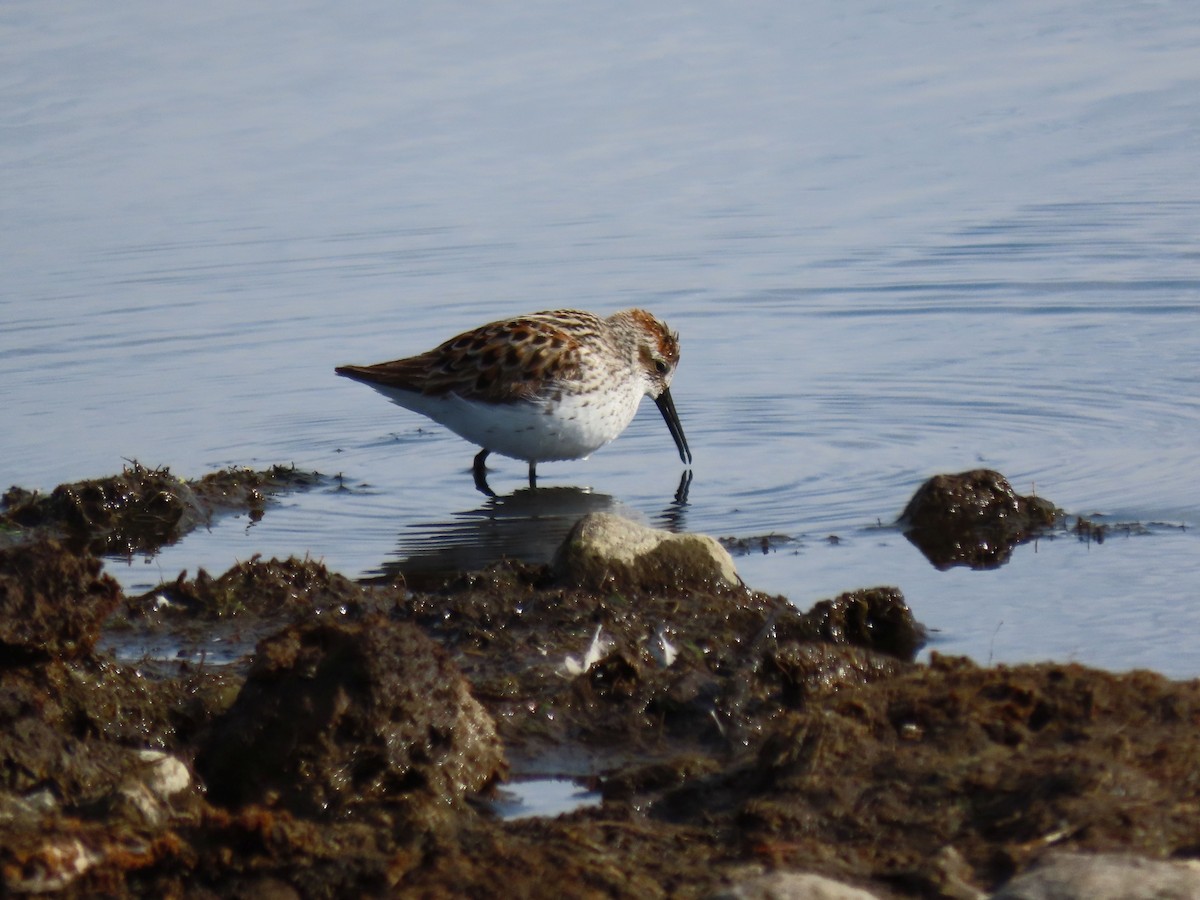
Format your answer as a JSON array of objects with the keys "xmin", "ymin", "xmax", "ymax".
[
  {"xmin": 553, "ymin": 512, "xmax": 742, "ymax": 593},
  {"xmin": 113, "ymin": 779, "xmax": 168, "ymax": 828},
  {"xmin": 711, "ymin": 870, "xmax": 883, "ymax": 900},
  {"xmin": 135, "ymin": 749, "xmax": 191, "ymax": 799}
]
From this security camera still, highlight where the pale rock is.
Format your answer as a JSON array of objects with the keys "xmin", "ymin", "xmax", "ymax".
[
  {"xmin": 135, "ymin": 749, "xmax": 191, "ymax": 799},
  {"xmin": 711, "ymin": 870, "xmax": 883, "ymax": 900},
  {"xmin": 991, "ymin": 852, "xmax": 1200, "ymax": 900},
  {"xmin": 553, "ymin": 512, "xmax": 741, "ymax": 593}
]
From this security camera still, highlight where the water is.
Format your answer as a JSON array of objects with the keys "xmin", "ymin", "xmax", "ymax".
[
  {"xmin": 490, "ymin": 779, "xmax": 601, "ymax": 821},
  {"xmin": 4, "ymin": 2, "xmax": 1199, "ymax": 678}
]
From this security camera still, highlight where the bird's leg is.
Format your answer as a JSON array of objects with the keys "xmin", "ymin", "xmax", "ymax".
[
  {"xmin": 528, "ymin": 460, "xmax": 537, "ymax": 489},
  {"xmin": 473, "ymin": 449, "xmax": 496, "ymax": 497}
]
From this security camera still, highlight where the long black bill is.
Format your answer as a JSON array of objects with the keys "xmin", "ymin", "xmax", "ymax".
[{"xmin": 654, "ymin": 387, "xmax": 692, "ymax": 465}]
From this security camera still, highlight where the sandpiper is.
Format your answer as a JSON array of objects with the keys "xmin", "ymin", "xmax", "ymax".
[{"xmin": 335, "ymin": 308, "xmax": 691, "ymax": 493}]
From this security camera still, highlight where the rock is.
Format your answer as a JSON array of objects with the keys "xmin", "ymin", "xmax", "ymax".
[
  {"xmin": 553, "ymin": 512, "xmax": 742, "ymax": 593},
  {"xmin": 195, "ymin": 615, "xmax": 506, "ymax": 816},
  {"xmin": 2, "ymin": 836, "xmax": 101, "ymax": 894},
  {"xmin": 134, "ymin": 749, "xmax": 191, "ymax": 800},
  {"xmin": 108, "ymin": 750, "xmax": 194, "ymax": 827},
  {"xmin": 991, "ymin": 852, "xmax": 1200, "ymax": 899},
  {"xmin": 139, "ymin": 555, "xmax": 367, "ymax": 620},
  {"xmin": 0, "ymin": 788, "xmax": 58, "ymax": 826},
  {"xmin": 898, "ymin": 469, "xmax": 1060, "ymax": 569},
  {"xmin": 111, "ymin": 779, "xmax": 170, "ymax": 828},
  {"xmin": 1, "ymin": 462, "xmax": 325, "ymax": 556},
  {"xmin": 0, "ymin": 539, "xmax": 121, "ymax": 661},
  {"xmin": 794, "ymin": 586, "xmax": 927, "ymax": 660},
  {"xmin": 765, "ymin": 641, "xmax": 908, "ymax": 706},
  {"xmin": 711, "ymin": 870, "xmax": 883, "ymax": 899}
]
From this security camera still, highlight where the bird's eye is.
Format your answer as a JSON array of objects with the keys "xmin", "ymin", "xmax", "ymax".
[{"xmin": 654, "ymin": 360, "xmax": 670, "ymax": 375}]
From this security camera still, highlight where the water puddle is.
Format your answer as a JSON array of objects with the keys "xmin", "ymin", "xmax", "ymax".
[{"xmin": 490, "ymin": 778, "xmax": 602, "ymax": 821}]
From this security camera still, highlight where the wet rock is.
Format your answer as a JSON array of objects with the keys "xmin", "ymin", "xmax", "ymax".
[
  {"xmin": 898, "ymin": 469, "xmax": 1060, "ymax": 569},
  {"xmin": 765, "ymin": 642, "xmax": 908, "ymax": 708},
  {"xmin": 720, "ymin": 655, "xmax": 1200, "ymax": 893},
  {"xmin": 0, "ymin": 539, "xmax": 120, "ymax": 662},
  {"xmin": 792, "ymin": 587, "xmax": 927, "ymax": 661},
  {"xmin": 107, "ymin": 750, "xmax": 194, "ymax": 827},
  {"xmin": 134, "ymin": 749, "xmax": 191, "ymax": 799},
  {"xmin": 196, "ymin": 615, "xmax": 506, "ymax": 817},
  {"xmin": 1, "ymin": 462, "xmax": 324, "ymax": 556},
  {"xmin": 553, "ymin": 512, "xmax": 742, "ymax": 592},
  {"xmin": 711, "ymin": 870, "xmax": 884, "ymax": 899},
  {"xmin": 0, "ymin": 659, "xmax": 186, "ymax": 809},
  {"xmin": 399, "ymin": 557, "xmax": 831, "ymax": 755},
  {"xmin": 132, "ymin": 554, "xmax": 369, "ymax": 620},
  {"xmin": 991, "ymin": 852, "xmax": 1200, "ymax": 899}
]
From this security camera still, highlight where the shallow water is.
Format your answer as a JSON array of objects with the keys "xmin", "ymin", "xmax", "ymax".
[{"xmin": 3, "ymin": 2, "xmax": 1199, "ymax": 676}]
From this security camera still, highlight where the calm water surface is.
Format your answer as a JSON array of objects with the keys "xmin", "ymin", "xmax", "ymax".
[{"xmin": 3, "ymin": 2, "xmax": 1199, "ymax": 675}]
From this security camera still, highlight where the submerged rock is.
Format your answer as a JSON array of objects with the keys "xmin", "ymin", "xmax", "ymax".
[
  {"xmin": 196, "ymin": 615, "xmax": 506, "ymax": 817},
  {"xmin": 899, "ymin": 469, "xmax": 1060, "ymax": 569},
  {"xmin": 553, "ymin": 512, "xmax": 742, "ymax": 592}
]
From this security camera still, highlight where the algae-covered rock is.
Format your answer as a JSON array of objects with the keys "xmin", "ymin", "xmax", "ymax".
[
  {"xmin": 795, "ymin": 587, "xmax": 927, "ymax": 661},
  {"xmin": 1, "ymin": 462, "xmax": 323, "ymax": 556},
  {"xmin": 196, "ymin": 615, "xmax": 506, "ymax": 817},
  {"xmin": 553, "ymin": 512, "xmax": 742, "ymax": 593},
  {"xmin": 134, "ymin": 555, "xmax": 368, "ymax": 620},
  {"xmin": 0, "ymin": 539, "xmax": 120, "ymax": 661},
  {"xmin": 899, "ymin": 469, "xmax": 1060, "ymax": 570}
]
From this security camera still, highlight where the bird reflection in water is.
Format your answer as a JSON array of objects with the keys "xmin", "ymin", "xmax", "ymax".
[{"xmin": 372, "ymin": 470, "xmax": 692, "ymax": 585}]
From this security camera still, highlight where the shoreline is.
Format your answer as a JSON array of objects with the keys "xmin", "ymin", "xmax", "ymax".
[{"xmin": 1, "ymin": 465, "xmax": 1196, "ymax": 898}]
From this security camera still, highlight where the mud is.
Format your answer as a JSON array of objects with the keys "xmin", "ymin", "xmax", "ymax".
[{"xmin": 0, "ymin": 466, "xmax": 1196, "ymax": 898}]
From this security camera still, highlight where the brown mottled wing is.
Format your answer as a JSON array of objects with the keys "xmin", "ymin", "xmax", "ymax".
[{"xmin": 336, "ymin": 315, "xmax": 586, "ymax": 403}]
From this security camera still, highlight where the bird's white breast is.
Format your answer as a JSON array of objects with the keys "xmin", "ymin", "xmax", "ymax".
[{"xmin": 364, "ymin": 381, "xmax": 646, "ymax": 463}]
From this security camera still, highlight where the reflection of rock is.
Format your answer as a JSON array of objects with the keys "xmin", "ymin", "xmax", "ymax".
[
  {"xmin": 383, "ymin": 486, "xmax": 626, "ymax": 584},
  {"xmin": 899, "ymin": 469, "xmax": 1060, "ymax": 570},
  {"xmin": 553, "ymin": 512, "xmax": 741, "ymax": 593},
  {"xmin": 383, "ymin": 471, "xmax": 694, "ymax": 586},
  {"xmin": 196, "ymin": 615, "xmax": 505, "ymax": 817}
]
